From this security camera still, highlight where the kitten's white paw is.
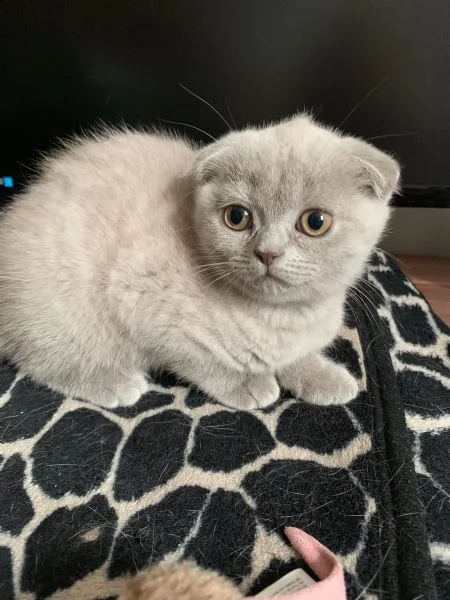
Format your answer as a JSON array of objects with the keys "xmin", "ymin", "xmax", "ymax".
[
  {"xmin": 302, "ymin": 364, "xmax": 358, "ymax": 406},
  {"xmin": 112, "ymin": 372, "xmax": 149, "ymax": 407},
  {"xmin": 246, "ymin": 375, "xmax": 280, "ymax": 408},
  {"xmin": 82, "ymin": 371, "xmax": 148, "ymax": 408},
  {"xmin": 220, "ymin": 375, "xmax": 280, "ymax": 410},
  {"xmin": 280, "ymin": 359, "xmax": 358, "ymax": 406}
]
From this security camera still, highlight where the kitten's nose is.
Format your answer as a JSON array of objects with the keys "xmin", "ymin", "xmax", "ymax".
[{"xmin": 254, "ymin": 250, "xmax": 281, "ymax": 267}]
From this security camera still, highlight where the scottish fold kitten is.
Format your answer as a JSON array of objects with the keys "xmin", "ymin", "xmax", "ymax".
[{"xmin": 0, "ymin": 115, "xmax": 399, "ymax": 409}]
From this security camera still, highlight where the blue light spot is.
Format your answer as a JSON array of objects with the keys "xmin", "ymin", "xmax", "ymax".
[{"xmin": 2, "ymin": 176, "xmax": 14, "ymax": 188}]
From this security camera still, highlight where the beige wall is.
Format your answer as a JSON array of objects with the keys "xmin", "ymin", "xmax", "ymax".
[{"xmin": 381, "ymin": 208, "xmax": 450, "ymax": 257}]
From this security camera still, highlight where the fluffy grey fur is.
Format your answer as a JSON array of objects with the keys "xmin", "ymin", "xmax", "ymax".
[{"xmin": 0, "ymin": 115, "xmax": 399, "ymax": 408}]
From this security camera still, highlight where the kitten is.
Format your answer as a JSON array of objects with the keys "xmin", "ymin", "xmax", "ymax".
[{"xmin": 0, "ymin": 115, "xmax": 399, "ymax": 409}]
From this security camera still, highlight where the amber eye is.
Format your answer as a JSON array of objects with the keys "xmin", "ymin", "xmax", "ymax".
[
  {"xmin": 223, "ymin": 205, "xmax": 252, "ymax": 231},
  {"xmin": 297, "ymin": 209, "xmax": 332, "ymax": 237}
]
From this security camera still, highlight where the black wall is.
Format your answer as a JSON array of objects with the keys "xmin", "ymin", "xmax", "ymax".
[{"xmin": 1, "ymin": 0, "xmax": 450, "ymax": 195}]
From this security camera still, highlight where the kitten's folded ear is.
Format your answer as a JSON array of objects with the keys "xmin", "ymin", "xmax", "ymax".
[
  {"xmin": 191, "ymin": 143, "xmax": 230, "ymax": 185},
  {"xmin": 348, "ymin": 139, "xmax": 401, "ymax": 201}
]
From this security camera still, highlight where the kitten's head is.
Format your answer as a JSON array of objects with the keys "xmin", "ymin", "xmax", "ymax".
[{"xmin": 191, "ymin": 115, "xmax": 399, "ymax": 304}]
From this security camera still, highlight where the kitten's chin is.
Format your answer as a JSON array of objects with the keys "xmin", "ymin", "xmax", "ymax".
[
  {"xmin": 238, "ymin": 272, "xmax": 346, "ymax": 305},
  {"xmin": 238, "ymin": 274, "xmax": 303, "ymax": 304}
]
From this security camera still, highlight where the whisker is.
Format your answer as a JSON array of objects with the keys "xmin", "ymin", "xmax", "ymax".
[
  {"xmin": 216, "ymin": 270, "xmax": 242, "ymax": 298},
  {"xmin": 158, "ymin": 118, "xmax": 217, "ymax": 142},
  {"xmin": 225, "ymin": 100, "xmax": 237, "ymax": 129},
  {"xmin": 203, "ymin": 268, "xmax": 240, "ymax": 288},
  {"xmin": 349, "ymin": 297, "xmax": 378, "ymax": 332},
  {"xmin": 322, "ymin": 270, "xmax": 381, "ymax": 331},
  {"xmin": 353, "ymin": 288, "xmax": 379, "ymax": 318},
  {"xmin": 358, "ymin": 277, "xmax": 383, "ymax": 296},
  {"xmin": 344, "ymin": 296, "xmax": 365, "ymax": 330},
  {"xmin": 367, "ymin": 131, "xmax": 418, "ymax": 142},
  {"xmin": 178, "ymin": 82, "xmax": 232, "ymax": 130},
  {"xmin": 375, "ymin": 247, "xmax": 405, "ymax": 267},
  {"xmin": 349, "ymin": 287, "xmax": 380, "ymax": 331},
  {"xmin": 192, "ymin": 262, "xmax": 234, "ymax": 275},
  {"xmin": 307, "ymin": 75, "xmax": 389, "ymax": 188},
  {"xmin": 339, "ymin": 75, "xmax": 390, "ymax": 129},
  {"xmin": 189, "ymin": 249, "xmax": 217, "ymax": 256}
]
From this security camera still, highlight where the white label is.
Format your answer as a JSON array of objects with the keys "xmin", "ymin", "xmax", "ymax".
[{"xmin": 255, "ymin": 568, "xmax": 315, "ymax": 597}]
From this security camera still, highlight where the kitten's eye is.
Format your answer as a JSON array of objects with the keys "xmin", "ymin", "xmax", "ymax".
[
  {"xmin": 223, "ymin": 205, "xmax": 252, "ymax": 231},
  {"xmin": 297, "ymin": 209, "xmax": 332, "ymax": 237}
]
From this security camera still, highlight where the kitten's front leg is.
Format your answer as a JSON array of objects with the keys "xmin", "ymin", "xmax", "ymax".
[
  {"xmin": 214, "ymin": 372, "xmax": 280, "ymax": 410},
  {"xmin": 183, "ymin": 365, "xmax": 280, "ymax": 410},
  {"xmin": 278, "ymin": 353, "xmax": 359, "ymax": 406}
]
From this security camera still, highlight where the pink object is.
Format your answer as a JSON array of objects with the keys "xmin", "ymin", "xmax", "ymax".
[
  {"xmin": 251, "ymin": 527, "xmax": 347, "ymax": 600},
  {"xmin": 254, "ymin": 250, "xmax": 282, "ymax": 266}
]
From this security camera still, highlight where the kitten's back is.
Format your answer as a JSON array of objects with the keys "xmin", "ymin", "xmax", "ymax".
[{"xmin": 0, "ymin": 130, "xmax": 195, "ymax": 368}]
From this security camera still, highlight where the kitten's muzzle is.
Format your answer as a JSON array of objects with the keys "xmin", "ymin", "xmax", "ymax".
[{"xmin": 254, "ymin": 250, "xmax": 283, "ymax": 267}]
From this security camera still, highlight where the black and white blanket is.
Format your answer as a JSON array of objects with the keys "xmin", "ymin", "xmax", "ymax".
[{"xmin": 0, "ymin": 251, "xmax": 449, "ymax": 600}]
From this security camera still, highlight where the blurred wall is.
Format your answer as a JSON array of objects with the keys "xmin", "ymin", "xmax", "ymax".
[
  {"xmin": 382, "ymin": 209, "xmax": 450, "ymax": 257},
  {"xmin": 1, "ymin": 0, "xmax": 450, "ymax": 191}
]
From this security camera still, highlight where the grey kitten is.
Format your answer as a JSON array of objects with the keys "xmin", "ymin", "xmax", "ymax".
[{"xmin": 0, "ymin": 115, "xmax": 399, "ymax": 409}]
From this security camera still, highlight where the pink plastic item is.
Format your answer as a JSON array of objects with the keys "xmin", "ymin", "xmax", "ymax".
[{"xmin": 250, "ymin": 527, "xmax": 347, "ymax": 600}]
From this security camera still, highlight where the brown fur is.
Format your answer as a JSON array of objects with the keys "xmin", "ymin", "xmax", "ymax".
[{"xmin": 121, "ymin": 562, "xmax": 244, "ymax": 600}]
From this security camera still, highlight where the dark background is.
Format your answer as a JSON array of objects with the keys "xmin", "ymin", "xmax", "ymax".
[{"xmin": 1, "ymin": 0, "xmax": 450, "ymax": 201}]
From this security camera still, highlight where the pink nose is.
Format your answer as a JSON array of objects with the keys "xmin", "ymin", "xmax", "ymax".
[{"xmin": 254, "ymin": 250, "xmax": 281, "ymax": 267}]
